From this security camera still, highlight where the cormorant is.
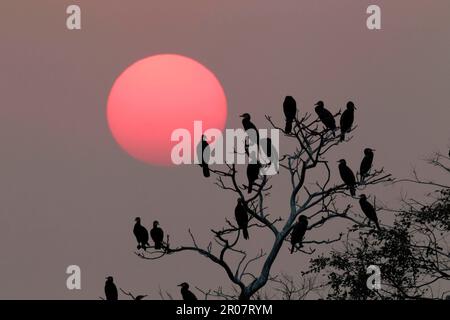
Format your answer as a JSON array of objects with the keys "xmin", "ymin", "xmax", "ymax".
[
  {"xmin": 133, "ymin": 217, "xmax": 150, "ymax": 250},
  {"xmin": 235, "ymin": 198, "xmax": 249, "ymax": 240},
  {"xmin": 240, "ymin": 113, "xmax": 259, "ymax": 148},
  {"xmin": 178, "ymin": 282, "xmax": 198, "ymax": 301},
  {"xmin": 359, "ymin": 194, "xmax": 381, "ymax": 230},
  {"xmin": 360, "ymin": 148, "xmax": 375, "ymax": 180},
  {"xmin": 314, "ymin": 101, "xmax": 336, "ymax": 135},
  {"xmin": 338, "ymin": 159, "xmax": 356, "ymax": 196},
  {"xmin": 150, "ymin": 220, "xmax": 164, "ymax": 250},
  {"xmin": 197, "ymin": 135, "xmax": 210, "ymax": 178},
  {"xmin": 105, "ymin": 276, "xmax": 118, "ymax": 301},
  {"xmin": 283, "ymin": 96, "xmax": 297, "ymax": 134},
  {"xmin": 290, "ymin": 215, "xmax": 308, "ymax": 254},
  {"xmin": 340, "ymin": 101, "xmax": 356, "ymax": 141},
  {"xmin": 246, "ymin": 152, "xmax": 261, "ymax": 193}
]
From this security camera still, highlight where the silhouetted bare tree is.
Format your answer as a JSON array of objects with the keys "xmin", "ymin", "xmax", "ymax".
[{"xmin": 134, "ymin": 102, "xmax": 392, "ymax": 300}]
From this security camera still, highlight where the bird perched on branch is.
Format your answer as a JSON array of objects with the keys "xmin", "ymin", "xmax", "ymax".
[
  {"xmin": 240, "ymin": 113, "xmax": 259, "ymax": 149},
  {"xmin": 178, "ymin": 282, "xmax": 198, "ymax": 301},
  {"xmin": 150, "ymin": 220, "xmax": 164, "ymax": 250},
  {"xmin": 340, "ymin": 101, "xmax": 356, "ymax": 141},
  {"xmin": 338, "ymin": 159, "xmax": 356, "ymax": 196},
  {"xmin": 290, "ymin": 215, "xmax": 308, "ymax": 254},
  {"xmin": 360, "ymin": 148, "xmax": 375, "ymax": 180},
  {"xmin": 235, "ymin": 198, "xmax": 249, "ymax": 240},
  {"xmin": 105, "ymin": 276, "xmax": 118, "ymax": 301},
  {"xmin": 197, "ymin": 134, "xmax": 210, "ymax": 178},
  {"xmin": 314, "ymin": 101, "xmax": 336, "ymax": 136},
  {"xmin": 283, "ymin": 96, "xmax": 297, "ymax": 134},
  {"xmin": 359, "ymin": 194, "xmax": 381, "ymax": 230},
  {"xmin": 246, "ymin": 152, "xmax": 261, "ymax": 193},
  {"xmin": 133, "ymin": 217, "xmax": 149, "ymax": 250}
]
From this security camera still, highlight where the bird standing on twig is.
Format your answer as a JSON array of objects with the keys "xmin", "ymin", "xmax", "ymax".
[
  {"xmin": 314, "ymin": 101, "xmax": 336, "ymax": 136},
  {"xmin": 283, "ymin": 96, "xmax": 297, "ymax": 134},
  {"xmin": 150, "ymin": 220, "xmax": 164, "ymax": 250},
  {"xmin": 338, "ymin": 159, "xmax": 357, "ymax": 196},
  {"xmin": 133, "ymin": 217, "xmax": 149, "ymax": 250},
  {"xmin": 340, "ymin": 101, "xmax": 356, "ymax": 141},
  {"xmin": 197, "ymin": 134, "xmax": 210, "ymax": 178},
  {"xmin": 290, "ymin": 215, "xmax": 308, "ymax": 254},
  {"xmin": 178, "ymin": 282, "xmax": 198, "ymax": 301},
  {"xmin": 240, "ymin": 113, "xmax": 259, "ymax": 150},
  {"xmin": 359, "ymin": 194, "xmax": 381, "ymax": 230},
  {"xmin": 360, "ymin": 148, "xmax": 375, "ymax": 180},
  {"xmin": 235, "ymin": 198, "xmax": 249, "ymax": 240},
  {"xmin": 105, "ymin": 276, "xmax": 118, "ymax": 301}
]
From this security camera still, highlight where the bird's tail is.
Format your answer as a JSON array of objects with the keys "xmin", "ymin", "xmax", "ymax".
[
  {"xmin": 248, "ymin": 182, "xmax": 253, "ymax": 194},
  {"xmin": 285, "ymin": 120, "xmax": 293, "ymax": 134},
  {"xmin": 202, "ymin": 164, "xmax": 210, "ymax": 178},
  {"xmin": 331, "ymin": 129, "xmax": 336, "ymax": 137},
  {"xmin": 340, "ymin": 131, "xmax": 345, "ymax": 141},
  {"xmin": 350, "ymin": 186, "xmax": 356, "ymax": 196},
  {"xmin": 243, "ymin": 228, "xmax": 249, "ymax": 240},
  {"xmin": 375, "ymin": 220, "xmax": 381, "ymax": 231},
  {"xmin": 290, "ymin": 244, "xmax": 295, "ymax": 254},
  {"xmin": 137, "ymin": 244, "xmax": 141, "ymax": 250},
  {"xmin": 155, "ymin": 242, "xmax": 162, "ymax": 250}
]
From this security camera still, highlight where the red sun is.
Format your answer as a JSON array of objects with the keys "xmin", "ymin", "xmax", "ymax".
[{"xmin": 107, "ymin": 54, "xmax": 227, "ymax": 166}]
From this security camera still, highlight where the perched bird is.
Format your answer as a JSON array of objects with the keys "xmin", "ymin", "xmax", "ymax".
[
  {"xmin": 246, "ymin": 153, "xmax": 261, "ymax": 193},
  {"xmin": 283, "ymin": 96, "xmax": 297, "ymax": 134},
  {"xmin": 178, "ymin": 282, "xmax": 198, "ymax": 301},
  {"xmin": 359, "ymin": 194, "xmax": 381, "ymax": 230},
  {"xmin": 235, "ymin": 198, "xmax": 249, "ymax": 240},
  {"xmin": 338, "ymin": 159, "xmax": 357, "ymax": 196},
  {"xmin": 360, "ymin": 148, "xmax": 375, "ymax": 180},
  {"xmin": 133, "ymin": 217, "xmax": 150, "ymax": 250},
  {"xmin": 197, "ymin": 135, "xmax": 210, "ymax": 178},
  {"xmin": 105, "ymin": 276, "xmax": 118, "ymax": 301},
  {"xmin": 150, "ymin": 220, "xmax": 164, "ymax": 250},
  {"xmin": 340, "ymin": 101, "xmax": 356, "ymax": 141},
  {"xmin": 290, "ymin": 215, "xmax": 308, "ymax": 254},
  {"xmin": 314, "ymin": 101, "xmax": 336, "ymax": 135},
  {"xmin": 240, "ymin": 113, "xmax": 259, "ymax": 148}
]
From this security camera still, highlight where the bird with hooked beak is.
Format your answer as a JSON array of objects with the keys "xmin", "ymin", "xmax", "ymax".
[
  {"xmin": 360, "ymin": 148, "xmax": 375, "ymax": 180},
  {"xmin": 104, "ymin": 276, "xmax": 118, "ymax": 301},
  {"xmin": 240, "ymin": 113, "xmax": 259, "ymax": 150},
  {"xmin": 133, "ymin": 217, "xmax": 149, "ymax": 250},
  {"xmin": 314, "ymin": 101, "xmax": 336, "ymax": 136},
  {"xmin": 340, "ymin": 101, "xmax": 356, "ymax": 141}
]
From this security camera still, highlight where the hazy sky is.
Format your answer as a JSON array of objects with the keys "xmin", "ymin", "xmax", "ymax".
[{"xmin": 0, "ymin": 0, "xmax": 449, "ymax": 299}]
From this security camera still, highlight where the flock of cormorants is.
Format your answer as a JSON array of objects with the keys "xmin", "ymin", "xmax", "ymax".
[{"xmin": 104, "ymin": 96, "xmax": 382, "ymax": 300}]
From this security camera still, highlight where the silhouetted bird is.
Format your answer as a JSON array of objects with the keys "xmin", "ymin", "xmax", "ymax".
[
  {"xmin": 105, "ymin": 276, "xmax": 118, "ymax": 301},
  {"xmin": 360, "ymin": 148, "xmax": 375, "ymax": 180},
  {"xmin": 283, "ymin": 96, "xmax": 297, "ymax": 134},
  {"xmin": 197, "ymin": 135, "xmax": 210, "ymax": 178},
  {"xmin": 133, "ymin": 217, "xmax": 150, "ymax": 250},
  {"xmin": 314, "ymin": 101, "xmax": 336, "ymax": 135},
  {"xmin": 359, "ymin": 194, "xmax": 381, "ymax": 230},
  {"xmin": 290, "ymin": 215, "xmax": 308, "ymax": 254},
  {"xmin": 338, "ymin": 159, "xmax": 356, "ymax": 196},
  {"xmin": 150, "ymin": 220, "xmax": 164, "ymax": 250},
  {"xmin": 246, "ymin": 153, "xmax": 261, "ymax": 193},
  {"xmin": 235, "ymin": 198, "xmax": 249, "ymax": 240},
  {"xmin": 340, "ymin": 101, "xmax": 356, "ymax": 141},
  {"xmin": 240, "ymin": 113, "xmax": 259, "ymax": 148},
  {"xmin": 178, "ymin": 282, "xmax": 198, "ymax": 301}
]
